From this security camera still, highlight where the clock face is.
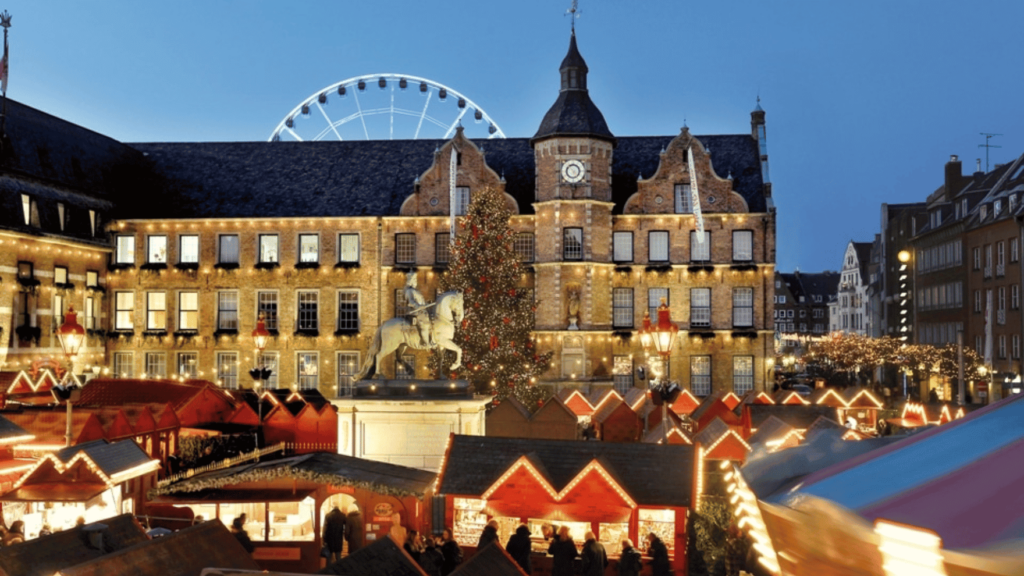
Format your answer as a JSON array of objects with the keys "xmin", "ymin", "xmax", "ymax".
[{"xmin": 561, "ymin": 159, "xmax": 586, "ymax": 184}]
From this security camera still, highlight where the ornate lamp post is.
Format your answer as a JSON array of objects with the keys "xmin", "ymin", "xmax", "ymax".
[
  {"xmin": 54, "ymin": 305, "xmax": 85, "ymax": 447},
  {"xmin": 640, "ymin": 298, "xmax": 680, "ymax": 442},
  {"xmin": 249, "ymin": 313, "xmax": 273, "ymax": 445}
]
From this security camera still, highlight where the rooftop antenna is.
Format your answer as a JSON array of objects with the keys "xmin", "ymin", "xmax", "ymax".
[
  {"xmin": 566, "ymin": 0, "xmax": 581, "ymax": 32},
  {"xmin": 979, "ymin": 132, "xmax": 1002, "ymax": 172}
]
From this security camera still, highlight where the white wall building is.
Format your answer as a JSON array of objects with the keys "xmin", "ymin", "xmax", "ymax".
[{"xmin": 830, "ymin": 240, "xmax": 872, "ymax": 335}]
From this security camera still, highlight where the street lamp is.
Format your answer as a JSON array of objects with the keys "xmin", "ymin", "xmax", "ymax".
[
  {"xmin": 249, "ymin": 313, "xmax": 273, "ymax": 446},
  {"xmin": 640, "ymin": 298, "xmax": 679, "ymax": 442},
  {"xmin": 897, "ymin": 250, "xmax": 911, "ymax": 342},
  {"xmin": 54, "ymin": 305, "xmax": 85, "ymax": 447}
]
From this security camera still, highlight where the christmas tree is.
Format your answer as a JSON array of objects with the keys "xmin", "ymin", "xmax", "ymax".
[{"xmin": 437, "ymin": 186, "xmax": 553, "ymax": 407}]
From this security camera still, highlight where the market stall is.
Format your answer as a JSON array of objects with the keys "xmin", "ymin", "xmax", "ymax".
[
  {"xmin": 149, "ymin": 451, "xmax": 436, "ymax": 573},
  {"xmin": 437, "ymin": 434, "xmax": 693, "ymax": 573}
]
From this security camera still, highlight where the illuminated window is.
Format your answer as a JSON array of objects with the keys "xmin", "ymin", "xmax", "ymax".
[
  {"xmin": 179, "ymin": 235, "xmax": 199, "ymax": 264},
  {"xmin": 258, "ymin": 291, "xmax": 279, "ymax": 330},
  {"xmin": 297, "ymin": 291, "xmax": 318, "ymax": 331},
  {"xmin": 733, "ymin": 356, "xmax": 754, "ymax": 394},
  {"xmin": 691, "ymin": 356, "xmax": 711, "ymax": 396},
  {"xmin": 690, "ymin": 288, "xmax": 711, "ymax": 328},
  {"xmin": 259, "ymin": 234, "xmax": 279, "ymax": 264},
  {"xmin": 297, "ymin": 352, "xmax": 319, "ymax": 390},
  {"xmin": 258, "ymin": 351, "xmax": 279, "ymax": 388},
  {"xmin": 146, "ymin": 292, "xmax": 167, "ymax": 330},
  {"xmin": 563, "ymin": 228, "xmax": 583, "ymax": 260},
  {"xmin": 299, "ymin": 234, "xmax": 319, "ymax": 263},
  {"xmin": 116, "ymin": 236, "xmax": 135, "ymax": 264},
  {"xmin": 613, "ymin": 355, "xmax": 633, "ymax": 394},
  {"xmin": 337, "ymin": 352, "xmax": 359, "ymax": 397},
  {"xmin": 219, "ymin": 235, "xmax": 239, "ymax": 265},
  {"xmin": 148, "ymin": 235, "xmax": 168, "ymax": 264},
  {"xmin": 145, "ymin": 352, "xmax": 167, "ymax": 378},
  {"xmin": 515, "ymin": 233, "xmax": 535, "ymax": 263},
  {"xmin": 113, "ymin": 352, "xmax": 134, "ymax": 378},
  {"xmin": 178, "ymin": 291, "xmax": 199, "ymax": 331},
  {"xmin": 395, "ymin": 233, "xmax": 416, "ymax": 265},
  {"xmin": 114, "ymin": 291, "xmax": 135, "ymax": 330},
  {"xmin": 612, "ymin": 288, "xmax": 633, "ymax": 328},
  {"xmin": 733, "ymin": 230, "xmax": 753, "ymax": 262},
  {"xmin": 217, "ymin": 352, "xmax": 239, "ymax": 389},
  {"xmin": 177, "ymin": 352, "xmax": 198, "ymax": 379},
  {"xmin": 84, "ymin": 296, "xmax": 96, "ymax": 330},
  {"xmin": 54, "ymin": 266, "xmax": 68, "ymax": 285},
  {"xmin": 338, "ymin": 233, "xmax": 360, "ymax": 263},
  {"xmin": 86, "ymin": 270, "xmax": 99, "ymax": 288}
]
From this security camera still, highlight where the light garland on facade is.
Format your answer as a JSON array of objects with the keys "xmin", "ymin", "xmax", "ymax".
[
  {"xmin": 13, "ymin": 449, "xmax": 159, "ymax": 491},
  {"xmin": 478, "ymin": 457, "xmax": 638, "ymax": 508}
]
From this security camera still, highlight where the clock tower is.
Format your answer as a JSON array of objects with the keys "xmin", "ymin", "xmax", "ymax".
[{"xmin": 530, "ymin": 30, "xmax": 616, "ymax": 338}]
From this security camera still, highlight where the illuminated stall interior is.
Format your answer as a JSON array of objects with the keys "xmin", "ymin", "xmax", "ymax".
[{"xmin": 437, "ymin": 435, "xmax": 693, "ymax": 572}]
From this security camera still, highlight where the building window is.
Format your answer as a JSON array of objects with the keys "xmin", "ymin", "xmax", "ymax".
[
  {"xmin": 54, "ymin": 266, "xmax": 68, "ymax": 285},
  {"xmin": 690, "ymin": 288, "xmax": 711, "ymax": 328},
  {"xmin": 733, "ymin": 287, "xmax": 754, "ymax": 327},
  {"xmin": 20, "ymin": 194, "xmax": 30, "ymax": 225},
  {"xmin": 690, "ymin": 231, "xmax": 711, "ymax": 262},
  {"xmin": 1014, "ymin": 335, "xmax": 1021, "ymax": 360},
  {"xmin": 299, "ymin": 234, "xmax": 319, "ymax": 263},
  {"xmin": 395, "ymin": 354, "xmax": 416, "ymax": 380},
  {"xmin": 613, "ymin": 355, "xmax": 633, "ymax": 394},
  {"xmin": 563, "ymin": 228, "xmax": 583, "ymax": 260},
  {"xmin": 146, "ymin": 292, "xmax": 167, "ymax": 331},
  {"xmin": 999, "ymin": 335, "xmax": 1007, "ymax": 359},
  {"xmin": 297, "ymin": 352, "xmax": 319, "ymax": 390},
  {"xmin": 778, "ymin": 295, "xmax": 786, "ymax": 304},
  {"xmin": 17, "ymin": 261, "xmax": 32, "ymax": 281},
  {"xmin": 218, "ymin": 291, "xmax": 239, "ymax": 330},
  {"xmin": 258, "ymin": 291, "xmax": 279, "ymax": 330},
  {"xmin": 648, "ymin": 288, "xmax": 669, "ymax": 320},
  {"xmin": 612, "ymin": 231, "xmax": 633, "ymax": 263},
  {"xmin": 297, "ymin": 291, "xmax": 319, "ymax": 331},
  {"xmin": 259, "ymin": 234, "xmax": 279, "ymax": 264},
  {"xmin": 612, "ymin": 288, "xmax": 634, "ymax": 328},
  {"xmin": 53, "ymin": 293, "xmax": 65, "ymax": 333},
  {"xmin": 674, "ymin": 184, "xmax": 692, "ymax": 214},
  {"xmin": 116, "ymin": 236, "xmax": 135, "ymax": 265},
  {"xmin": 258, "ymin": 352, "xmax": 279, "ymax": 388},
  {"xmin": 337, "ymin": 291, "xmax": 359, "ymax": 331},
  {"xmin": 691, "ymin": 356, "xmax": 711, "ymax": 396},
  {"xmin": 148, "ymin": 235, "xmax": 167, "ymax": 264},
  {"xmin": 733, "ymin": 356, "xmax": 754, "ymax": 395},
  {"xmin": 1012, "ymin": 238, "xmax": 1020, "ymax": 263},
  {"xmin": 454, "ymin": 187, "xmax": 471, "ymax": 216},
  {"xmin": 217, "ymin": 352, "xmax": 239, "ymax": 389},
  {"xmin": 395, "ymin": 289, "xmax": 410, "ymax": 317},
  {"xmin": 337, "ymin": 352, "xmax": 359, "ymax": 397},
  {"xmin": 648, "ymin": 231, "xmax": 669, "ymax": 262},
  {"xmin": 219, "ymin": 235, "xmax": 239, "ymax": 265},
  {"xmin": 435, "ymin": 233, "xmax": 450, "ymax": 265},
  {"xmin": 113, "ymin": 352, "xmax": 134, "ymax": 378},
  {"xmin": 514, "ymin": 233, "xmax": 535, "ymax": 263},
  {"xmin": 395, "ymin": 233, "xmax": 416, "ymax": 265},
  {"xmin": 338, "ymin": 233, "xmax": 360, "ymax": 263},
  {"xmin": 974, "ymin": 290, "xmax": 982, "ymax": 313},
  {"xmin": 177, "ymin": 352, "xmax": 198, "ymax": 379},
  {"xmin": 733, "ymin": 230, "xmax": 753, "ymax": 262},
  {"xmin": 84, "ymin": 296, "xmax": 96, "ymax": 330},
  {"xmin": 114, "ymin": 291, "xmax": 135, "ymax": 331},
  {"xmin": 1013, "ymin": 285, "xmax": 1021, "ymax": 310},
  {"xmin": 86, "ymin": 270, "xmax": 99, "ymax": 288},
  {"xmin": 973, "ymin": 247, "xmax": 981, "ymax": 270},
  {"xmin": 145, "ymin": 352, "xmax": 167, "ymax": 379},
  {"xmin": 179, "ymin": 291, "xmax": 199, "ymax": 331},
  {"xmin": 179, "ymin": 235, "xmax": 199, "ymax": 264}
]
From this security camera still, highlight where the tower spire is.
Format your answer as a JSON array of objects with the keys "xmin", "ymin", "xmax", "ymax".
[{"xmin": 566, "ymin": 0, "xmax": 581, "ymax": 32}]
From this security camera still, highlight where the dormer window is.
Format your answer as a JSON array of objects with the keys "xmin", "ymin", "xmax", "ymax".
[
  {"xmin": 21, "ymin": 194, "xmax": 30, "ymax": 225},
  {"xmin": 995, "ymin": 199, "xmax": 1003, "ymax": 216},
  {"xmin": 57, "ymin": 203, "xmax": 66, "ymax": 231},
  {"xmin": 981, "ymin": 205, "xmax": 988, "ymax": 220},
  {"xmin": 1010, "ymin": 194, "xmax": 1018, "ymax": 212}
]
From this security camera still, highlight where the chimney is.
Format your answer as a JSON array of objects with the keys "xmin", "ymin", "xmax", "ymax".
[
  {"xmin": 976, "ymin": 158, "xmax": 982, "ymax": 173},
  {"xmin": 945, "ymin": 155, "xmax": 962, "ymax": 200}
]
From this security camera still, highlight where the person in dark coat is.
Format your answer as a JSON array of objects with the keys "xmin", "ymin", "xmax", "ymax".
[
  {"xmin": 440, "ymin": 528, "xmax": 463, "ymax": 576},
  {"xmin": 230, "ymin": 518, "xmax": 254, "ymax": 553},
  {"xmin": 645, "ymin": 532, "xmax": 670, "ymax": 576},
  {"xmin": 580, "ymin": 531, "xmax": 607, "ymax": 576},
  {"xmin": 619, "ymin": 538, "xmax": 643, "ymax": 576},
  {"xmin": 404, "ymin": 529, "xmax": 424, "ymax": 563},
  {"xmin": 477, "ymin": 519, "xmax": 499, "ymax": 549},
  {"xmin": 419, "ymin": 537, "xmax": 445, "ymax": 576},
  {"xmin": 548, "ymin": 525, "xmax": 578, "ymax": 576},
  {"xmin": 724, "ymin": 527, "xmax": 747, "ymax": 576},
  {"xmin": 505, "ymin": 524, "xmax": 533, "ymax": 574},
  {"xmin": 322, "ymin": 506, "xmax": 346, "ymax": 564},
  {"xmin": 345, "ymin": 506, "xmax": 364, "ymax": 553}
]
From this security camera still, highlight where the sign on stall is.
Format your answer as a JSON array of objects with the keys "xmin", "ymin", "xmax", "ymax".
[{"xmin": 253, "ymin": 547, "xmax": 302, "ymax": 561}]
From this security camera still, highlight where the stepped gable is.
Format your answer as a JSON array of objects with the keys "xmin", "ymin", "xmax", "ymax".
[
  {"xmin": 438, "ymin": 435, "xmax": 693, "ymax": 507},
  {"xmin": 0, "ymin": 513, "xmax": 148, "ymax": 576}
]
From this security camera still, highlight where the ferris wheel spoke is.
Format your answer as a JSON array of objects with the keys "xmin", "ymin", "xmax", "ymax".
[
  {"xmin": 352, "ymin": 87, "xmax": 371, "ymax": 141},
  {"xmin": 316, "ymin": 101, "xmax": 344, "ymax": 141},
  {"xmin": 414, "ymin": 87, "xmax": 433, "ymax": 140},
  {"xmin": 442, "ymin": 107, "xmax": 470, "ymax": 140},
  {"xmin": 390, "ymin": 84, "xmax": 395, "ymax": 141},
  {"xmin": 284, "ymin": 126, "xmax": 304, "ymax": 142}
]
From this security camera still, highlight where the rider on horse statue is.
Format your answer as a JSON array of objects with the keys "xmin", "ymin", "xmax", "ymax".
[{"xmin": 404, "ymin": 272, "xmax": 434, "ymax": 348}]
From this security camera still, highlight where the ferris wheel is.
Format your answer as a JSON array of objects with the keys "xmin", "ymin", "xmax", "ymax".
[{"xmin": 268, "ymin": 74, "xmax": 506, "ymax": 142}]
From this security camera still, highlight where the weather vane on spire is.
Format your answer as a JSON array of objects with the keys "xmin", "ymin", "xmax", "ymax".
[{"xmin": 566, "ymin": 0, "xmax": 581, "ymax": 32}]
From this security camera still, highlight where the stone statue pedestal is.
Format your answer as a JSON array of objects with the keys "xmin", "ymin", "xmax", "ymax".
[{"xmin": 568, "ymin": 316, "xmax": 579, "ymax": 330}]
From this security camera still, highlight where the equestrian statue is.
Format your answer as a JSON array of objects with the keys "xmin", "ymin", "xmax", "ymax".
[{"xmin": 354, "ymin": 272, "xmax": 464, "ymax": 380}]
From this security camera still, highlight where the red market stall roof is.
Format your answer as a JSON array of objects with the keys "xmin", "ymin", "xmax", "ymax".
[
  {"xmin": 808, "ymin": 387, "xmax": 847, "ymax": 407},
  {"xmin": 691, "ymin": 393, "xmax": 743, "ymax": 432},
  {"xmin": 643, "ymin": 423, "xmax": 692, "ymax": 445},
  {"xmin": 747, "ymin": 416, "xmax": 799, "ymax": 452},
  {"xmin": 738, "ymin": 390, "xmax": 775, "ymax": 407},
  {"xmin": 75, "ymin": 378, "xmax": 239, "ymax": 427},
  {"xmin": 693, "ymin": 417, "xmax": 751, "ymax": 460},
  {"xmin": 720, "ymin": 391, "xmax": 742, "ymax": 411},
  {"xmin": 56, "ymin": 520, "xmax": 260, "ymax": 576},
  {"xmin": 4, "ymin": 409, "xmax": 106, "ymax": 448},
  {"xmin": 668, "ymin": 388, "xmax": 702, "ymax": 415},
  {"xmin": 555, "ymin": 388, "xmax": 594, "ymax": 417},
  {"xmin": 622, "ymin": 388, "xmax": 648, "ymax": 411},
  {"xmin": 437, "ymin": 434, "xmax": 694, "ymax": 508},
  {"xmin": 0, "ymin": 513, "xmax": 149, "ymax": 576},
  {"xmin": 841, "ymin": 387, "xmax": 883, "ymax": 409},
  {"xmin": 587, "ymin": 388, "xmax": 623, "ymax": 414},
  {"xmin": 772, "ymin": 389, "xmax": 810, "ymax": 406},
  {"xmin": 745, "ymin": 404, "xmax": 837, "ymax": 432},
  {"xmin": 788, "ymin": 393, "xmax": 1024, "ymax": 549},
  {"xmin": 154, "ymin": 451, "xmax": 437, "ymax": 499}
]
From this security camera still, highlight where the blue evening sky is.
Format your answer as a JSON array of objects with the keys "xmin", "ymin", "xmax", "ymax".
[{"xmin": 4, "ymin": 0, "xmax": 1023, "ymax": 272}]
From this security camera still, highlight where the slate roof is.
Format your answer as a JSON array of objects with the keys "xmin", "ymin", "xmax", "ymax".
[
  {"xmin": 693, "ymin": 417, "xmax": 734, "ymax": 446},
  {"xmin": 532, "ymin": 32, "xmax": 614, "ymax": 144},
  {"xmin": 0, "ymin": 99, "xmax": 144, "ymax": 245},
  {"xmin": 0, "ymin": 513, "xmax": 148, "ymax": 576},
  {"xmin": 747, "ymin": 405, "xmax": 837, "ymax": 430},
  {"xmin": 156, "ymin": 451, "xmax": 437, "ymax": 498},
  {"xmin": 451, "ymin": 539, "xmax": 528, "ymax": 576},
  {"xmin": 57, "ymin": 520, "xmax": 260, "ymax": 576},
  {"xmin": 804, "ymin": 415, "xmax": 846, "ymax": 437},
  {"xmin": 438, "ymin": 434, "xmax": 693, "ymax": 507},
  {"xmin": 747, "ymin": 416, "xmax": 796, "ymax": 449},
  {"xmin": 54, "ymin": 439, "xmax": 154, "ymax": 478},
  {"xmin": 318, "ymin": 534, "xmax": 424, "ymax": 576},
  {"xmin": 124, "ymin": 133, "xmax": 766, "ymax": 220},
  {"xmin": 75, "ymin": 378, "xmax": 215, "ymax": 410}
]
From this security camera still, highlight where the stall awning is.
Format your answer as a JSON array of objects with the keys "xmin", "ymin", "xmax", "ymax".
[
  {"xmin": 149, "ymin": 487, "xmax": 317, "ymax": 504},
  {"xmin": 1, "ymin": 482, "xmax": 108, "ymax": 502}
]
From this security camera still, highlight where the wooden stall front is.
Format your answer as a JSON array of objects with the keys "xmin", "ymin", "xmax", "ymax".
[
  {"xmin": 148, "ymin": 451, "xmax": 435, "ymax": 573},
  {"xmin": 437, "ymin": 434, "xmax": 693, "ymax": 575}
]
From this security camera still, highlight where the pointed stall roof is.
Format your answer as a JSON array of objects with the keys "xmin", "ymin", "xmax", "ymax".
[
  {"xmin": 451, "ymin": 537, "xmax": 529, "ymax": 576},
  {"xmin": 317, "ymin": 534, "xmax": 424, "ymax": 576},
  {"xmin": 747, "ymin": 416, "xmax": 798, "ymax": 451},
  {"xmin": 0, "ymin": 513, "xmax": 149, "ymax": 576},
  {"xmin": 746, "ymin": 404, "xmax": 837, "ymax": 431}
]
